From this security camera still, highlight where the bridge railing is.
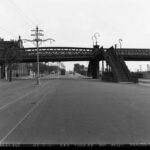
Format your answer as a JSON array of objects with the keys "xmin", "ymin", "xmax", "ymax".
[
  {"xmin": 1, "ymin": 46, "xmax": 150, "ymax": 63},
  {"xmin": 116, "ymin": 48, "xmax": 150, "ymax": 56}
]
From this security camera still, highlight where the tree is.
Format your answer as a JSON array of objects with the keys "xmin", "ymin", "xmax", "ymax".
[{"xmin": 1, "ymin": 40, "xmax": 22, "ymax": 81}]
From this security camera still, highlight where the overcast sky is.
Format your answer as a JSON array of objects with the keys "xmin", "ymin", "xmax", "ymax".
[{"xmin": 0, "ymin": 0, "xmax": 150, "ymax": 71}]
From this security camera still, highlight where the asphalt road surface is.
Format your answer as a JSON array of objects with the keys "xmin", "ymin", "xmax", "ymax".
[{"xmin": 0, "ymin": 78, "xmax": 150, "ymax": 144}]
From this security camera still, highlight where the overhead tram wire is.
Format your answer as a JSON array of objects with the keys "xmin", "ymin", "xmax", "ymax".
[
  {"xmin": 3, "ymin": 1, "xmax": 32, "ymax": 37},
  {"xmin": 9, "ymin": 0, "xmax": 36, "ymax": 25},
  {"xmin": 0, "ymin": 0, "xmax": 49, "ymax": 43},
  {"xmin": 24, "ymin": 2, "xmax": 41, "ymax": 27},
  {"xmin": 7, "ymin": 0, "xmax": 46, "ymax": 46},
  {"xmin": 16, "ymin": 1, "xmax": 54, "ymax": 42},
  {"xmin": 0, "ymin": 4, "xmax": 19, "ymax": 39},
  {"xmin": 0, "ymin": 26, "xmax": 18, "ymax": 39},
  {"xmin": 7, "ymin": 0, "xmax": 37, "ymax": 28}
]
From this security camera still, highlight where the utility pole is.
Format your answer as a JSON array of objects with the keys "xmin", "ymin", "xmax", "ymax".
[
  {"xmin": 23, "ymin": 26, "xmax": 55, "ymax": 85},
  {"xmin": 31, "ymin": 26, "xmax": 41, "ymax": 85}
]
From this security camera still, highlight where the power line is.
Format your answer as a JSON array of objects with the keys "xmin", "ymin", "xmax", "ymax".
[
  {"xmin": 0, "ymin": 0, "xmax": 41, "ymax": 40},
  {"xmin": 7, "ymin": 0, "xmax": 36, "ymax": 27},
  {"xmin": 24, "ymin": 3, "xmax": 41, "ymax": 27},
  {"xmin": 11, "ymin": 0, "xmax": 36, "ymax": 25},
  {"xmin": 0, "ymin": 26, "xmax": 18, "ymax": 39}
]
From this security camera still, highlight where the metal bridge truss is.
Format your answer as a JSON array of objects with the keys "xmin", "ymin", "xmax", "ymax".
[
  {"xmin": 116, "ymin": 48, "xmax": 150, "ymax": 61},
  {"xmin": 1, "ymin": 46, "xmax": 150, "ymax": 63},
  {"xmin": 1, "ymin": 45, "xmax": 150, "ymax": 81},
  {"xmin": 20, "ymin": 47, "xmax": 94, "ymax": 62},
  {"xmin": 23, "ymin": 47, "xmax": 150, "ymax": 62}
]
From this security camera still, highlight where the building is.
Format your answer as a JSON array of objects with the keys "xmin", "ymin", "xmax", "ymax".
[{"xmin": 74, "ymin": 63, "xmax": 87, "ymax": 75}]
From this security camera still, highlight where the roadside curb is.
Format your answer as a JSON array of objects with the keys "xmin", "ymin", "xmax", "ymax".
[{"xmin": 138, "ymin": 78, "xmax": 150, "ymax": 86}]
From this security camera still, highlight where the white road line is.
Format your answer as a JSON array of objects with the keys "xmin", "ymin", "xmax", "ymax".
[
  {"xmin": 0, "ymin": 92, "xmax": 48, "ymax": 144},
  {"xmin": 0, "ymin": 83, "xmax": 47, "ymax": 112}
]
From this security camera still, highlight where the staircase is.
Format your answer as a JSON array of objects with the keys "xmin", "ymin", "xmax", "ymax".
[{"xmin": 101, "ymin": 47, "xmax": 132, "ymax": 82}]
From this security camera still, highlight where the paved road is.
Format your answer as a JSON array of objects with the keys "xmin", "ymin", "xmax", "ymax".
[{"xmin": 0, "ymin": 79, "xmax": 150, "ymax": 144}]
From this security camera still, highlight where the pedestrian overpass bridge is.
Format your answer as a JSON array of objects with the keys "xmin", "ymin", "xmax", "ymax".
[
  {"xmin": 18, "ymin": 46, "xmax": 150, "ymax": 62},
  {"xmin": 1, "ymin": 43, "xmax": 150, "ymax": 82}
]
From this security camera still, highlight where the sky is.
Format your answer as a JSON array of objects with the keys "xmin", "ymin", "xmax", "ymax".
[{"xmin": 0, "ymin": 0, "xmax": 150, "ymax": 71}]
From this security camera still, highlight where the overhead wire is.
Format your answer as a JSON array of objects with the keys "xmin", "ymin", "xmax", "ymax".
[
  {"xmin": 7, "ymin": 0, "xmax": 46, "ymax": 43},
  {"xmin": 24, "ymin": 2, "xmax": 41, "ymax": 27},
  {"xmin": 7, "ymin": 0, "xmax": 54, "ymax": 44},
  {"xmin": 0, "ymin": 1, "xmax": 20, "ymax": 39},
  {"xmin": 0, "ymin": 0, "xmax": 46, "ymax": 42},
  {"xmin": 0, "ymin": 26, "xmax": 18, "ymax": 39},
  {"xmin": 0, "ymin": 0, "xmax": 32, "ymax": 40},
  {"xmin": 7, "ymin": 0, "xmax": 36, "ymax": 27},
  {"xmin": 0, "ymin": 0, "xmax": 41, "ymax": 42}
]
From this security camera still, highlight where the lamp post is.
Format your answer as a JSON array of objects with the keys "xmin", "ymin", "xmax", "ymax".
[
  {"xmin": 94, "ymin": 32, "xmax": 100, "ymax": 46},
  {"xmin": 92, "ymin": 36, "xmax": 95, "ymax": 47},
  {"xmin": 92, "ymin": 32, "xmax": 100, "ymax": 46},
  {"xmin": 118, "ymin": 39, "xmax": 123, "ymax": 49},
  {"xmin": 23, "ymin": 26, "xmax": 55, "ymax": 85}
]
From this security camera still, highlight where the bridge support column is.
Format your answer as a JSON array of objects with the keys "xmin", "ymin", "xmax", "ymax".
[
  {"xmin": 91, "ymin": 60, "xmax": 99, "ymax": 79},
  {"xmin": 87, "ymin": 62, "xmax": 92, "ymax": 77},
  {"xmin": 102, "ymin": 60, "xmax": 104, "ymax": 74},
  {"xmin": 0, "ymin": 64, "xmax": 5, "ymax": 79},
  {"xmin": 88, "ymin": 60, "xmax": 99, "ymax": 79}
]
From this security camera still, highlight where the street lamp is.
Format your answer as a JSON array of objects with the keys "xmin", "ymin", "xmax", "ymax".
[
  {"xmin": 94, "ymin": 32, "xmax": 100, "ymax": 45},
  {"xmin": 92, "ymin": 36, "xmax": 95, "ymax": 46},
  {"xmin": 92, "ymin": 32, "xmax": 100, "ymax": 46},
  {"xmin": 118, "ymin": 39, "xmax": 123, "ymax": 49},
  {"xmin": 23, "ymin": 26, "xmax": 55, "ymax": 85}
]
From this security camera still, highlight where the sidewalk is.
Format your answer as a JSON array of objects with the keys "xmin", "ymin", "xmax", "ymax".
[{"xmin": 138, "ymin": 78, "xmax": 150, "ymax": 86}]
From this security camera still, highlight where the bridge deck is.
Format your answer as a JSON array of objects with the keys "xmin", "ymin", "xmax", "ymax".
[
  {"xmin": 22, "ymin": 47, "xmax": 94, "ymax": 62},
  {"xmin": 116, "ymin": 48, "xmax": 150, "ymax": 61},
  {"xmin": 1, "ymin": 47, "xmax": 150, "ymax": 62}
]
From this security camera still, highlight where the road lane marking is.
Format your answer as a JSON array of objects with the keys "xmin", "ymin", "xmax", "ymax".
[
  {"xmin": 0, "ymin": 82, "xmax": 48, "ymax": 112},
  {"xmin": 0, "ymin": 91, "xmax": 49, "ymax": 144},
  {"xmin": 0, "ymin": 81, "xmax": 60, "ymax": 144}
]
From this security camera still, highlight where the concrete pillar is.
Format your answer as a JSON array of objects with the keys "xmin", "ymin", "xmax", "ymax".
[
  {"xmin": 91, "ymin": 60, "xmax": 99, "ymax": 79},
  {"xmin": 87, "ymin": 61, "xmax": 92, "ymax": 77},
  {"xmin": 1, "ymin": 64, "xmax": 5, "ymax": 79},
  {"xmin": 88, "ymin": 60, "xmax": 99, "ymax": 79},
  {"xmin": 102, "ymin": 60, "xmax": 104, "ymax": 75},
  {"xmin": 0, "ymin": 66, "xmax": 1, "ymax": 79},
  {"xmin": 5, "ymin": 65, "xmax": 8, "ymax": 81}
]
